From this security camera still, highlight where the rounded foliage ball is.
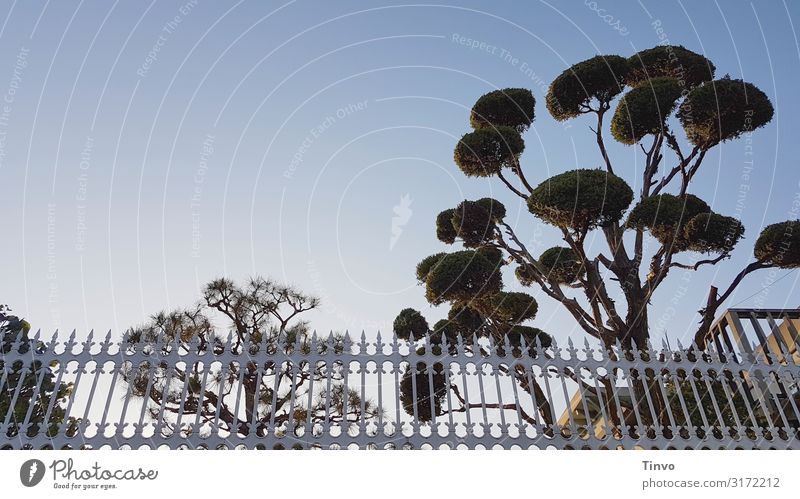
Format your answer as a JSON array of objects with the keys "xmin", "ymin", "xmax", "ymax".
[
  {"xmin": 476, "ymin": 246, "xmax": 505, "ymax": 267},
  {"xmin": 627, "ymin": 45, "xmax": 715, "ymax": 88},
  {"xmin": 505, "ymin": 325, "xmax": 552, "ymax": 348},
  {"xmin": 546, "ymin": 55, "xmax": 630, "ymax": 121},
  {"xmin": 486, "ymin": 291, "xmax": 538, "ymax": 323},
  {"xmin": 447, "ymin": 303, "xmax": 485, "ymax": 334},
  {"xmin": 754, "ymin": 221, "xmax": 800, "ymax": 268},
  {"xmin": 677, "ymin": 78, "xmax": 773, "ymax": 147},
  {"xmin": 539, "ymin": 246, "xmax": 585, "ymax": 284},
  {"xmin": 415, "ymin": 252, "xmax": 446, "ymax": 282},
  {"xmin": 626, "ymin": 193, "xmax": 710, "ymax": 248},
  {"xmin": 515, "ymin": 265, "xmax": 536, "ymax": 287},
  {"xmin": 431, "ymin": 319, "xmax": 455, "ymax": 342},
  {"xmin": 393, "ymin": 308, "xmax": 429, "ymax": 341},
  {"xmin": 436, "ymin": 209, "xmax": 457, "ymax": 244},
  {"xmin": 474, "ymin": 197, "xmax": 507, "ymax": 222},
  {"xmin": 430, "ymin": 318, "xmax": 476, "ymax": 345},
  {"xmin": 683, "ymin": 213, "xmax": 744, "ymax": 254},
  {"xmin": 399, "ymin": 361, "xmax": 447, "ymax": 422},
  {"xmin": 527, "ymin": 169, "xmax": 633, "ymax": 232},
  {"xmin": 452, "ymin": 201, "xmax": 495, "ymax": 248},
  {"xmin": 425, "ymin": 250, "xmax": 502, "ymax": 305},
  {"xmin": 470, "ymin": 88, "xmax": 536, "ymax": 132},
  {"xmin": 453, "ymin": 126, "xmax": 524, "ymax": 177},
  {"xmin": 611, "ymin": 77, "xmax": 683, "ymax": 144}
]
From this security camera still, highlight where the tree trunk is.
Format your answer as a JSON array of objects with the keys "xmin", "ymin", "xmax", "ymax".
[
  {"xmin": 514, "ymin": 365, "xmax": 554, "ymax": 427},
  {"xmin": 620, "ymin": 289, "xmax": 673, "ymax": 436},
  {"xmin": 693, "ymin": 285, "xmax": 718, "ymax": 348}
]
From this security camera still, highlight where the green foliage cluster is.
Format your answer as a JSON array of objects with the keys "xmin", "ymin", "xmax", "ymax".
[
  {"xmin": 626, "ymin": 45, "xmax": 715, "ymax": 88},
  {"xmin": 683, "ymin": 213, "xmax": 745, "ymax": 254},
  {"xmin": 453, "ymin": 126, "xmax": 524, "ymax": 177},
  {"xmin": 627, "ymin": 194, "xmax": 710, "ymax": 247},
  {"xmin": 677, "ymin": 78, "xmax": 774, "ymax": 147},
  {"xmin": 392, "ymin": 308, "xmax": 429, "ymax": 341},
  {"xmin": 423, "ymin": 250, "xmax": 502, "ymax": 305},
  {"xmin": 546, "ymin": 55, "xmax": 629, "ymax": 120},
  {"xmin": 664, "ymin": 370, "xmax": 766, "ymax": 436},
  {"xmin": 539, "ymin": 246, "xmax": 585, "ymax": 284},
  {"xmin": 627, "ymin": 194, "xmax": 744, "ymax": 254},
  {"xmin": 470, "ymin": 88, "xmax": 535, "ymax": 132},
  {"xmin": 435, "ymin": 209, "xmax": 457, "ymax": 244},
  {"xmin": 442, "ymin": 199, "xmax": 506, "ymax": 249},
  {"xmin": 451, "ymin": 200, "xmax": 496, "ymax": 248},
  {"xmin": 514, "ymin": 265, "xmax": 536, "ymax": 287},
  {"xmin": 399, "ymin": 361, "xmax": 447, "ymax": 422},
  {"xmin": 0, "ymin": 306, "xmax": 78, "ymax": 438},
  {"xmin": 415, "ymin": 252, "xmax": 447, "ymax": 282},
  {"xmin": 474, "ymin": 197, "xmax": 507, "ymax": 221},
  {"xmin": 446, "ymin": 303, "xmax": 485, "ymax": 333},
  {"xmin": 505, "ymin": 325, "xmax": 552, "ymax": 348},
  {"xmin": 527, "ymin": 169, "xmax": 633, "ymax": 232},
  {"xmin": 754, "ymin": 221, "xmax": 800, "ymax": 268},
  {"xmin": 611, "ymin": 77, "xmax": 683, "ymax": 144},
  {"xmin": 485, "ymin": 291, "xmax": 538, "ymax": 323}
]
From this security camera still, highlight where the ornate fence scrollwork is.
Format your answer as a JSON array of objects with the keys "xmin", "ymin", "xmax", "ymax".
[{"xmin": 2, "ymin": 309, "xmax": 799, "ymax": 449}]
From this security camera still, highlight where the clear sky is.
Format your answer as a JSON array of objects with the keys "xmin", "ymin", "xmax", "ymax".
[{"xmin": 1, "ymin": 0, "xmax": 798, "ymax": 344}]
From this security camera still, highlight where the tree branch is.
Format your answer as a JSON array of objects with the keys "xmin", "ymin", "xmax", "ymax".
[
  {"xmin": 562, "ymin": 228, "xmax": 626, "ymax": 334},
  {"xmin": 669, "ymin": 253, "xmax": 729, "ymax": 271},
  {"xmin": 511, "ymin": 156, "xmax": 535, "ymax": 193},
  {"xmin": 651, "ymin": 144, "xmax": 701, "ymax": 197},
  {"xmin": 693, "ymin": 260, "xmax": 772, "ymax": 346},
  {"xmin": 494, "ymin": 223, "xmax": 611, "ymax": 341},
  {"xmin": 591, "ymin": 106, "xmax": 614, "ymax": 174},
  {"xmin": 497, "ymin": 170, "xmax": 528, "ymax": 199}
]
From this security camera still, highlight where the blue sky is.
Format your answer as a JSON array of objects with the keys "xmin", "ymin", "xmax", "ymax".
[{"xmin": 0, "ymin": 0, "xmax": 798, "ymax": 343}]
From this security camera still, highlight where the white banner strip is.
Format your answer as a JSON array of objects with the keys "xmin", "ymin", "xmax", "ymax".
[{"xmin": 0, "ymin": 450, "xmax": 794, "ymax": 497}]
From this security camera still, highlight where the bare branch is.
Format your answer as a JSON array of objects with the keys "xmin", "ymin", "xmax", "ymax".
[
  {"xmin": 669, "ymin": 253, "xmax": 729, "ymax": 271},
  {"xmin": 651, "ymin": 144, "xmax": 701, "ymax": 196},
  {"xmin": 693, "ymin": 260, "xmax": 772, "ymax": 345},
  {"xmin": 592, "ymin": 107, "xmax": 614, "ymax": 174},
  {"xmin": 497, "ymin": 170, "xmax": 528, "ymax": 199},
  {"xmin": 495, "ymin": 223, "xmax": 611, "ymax": 340}
]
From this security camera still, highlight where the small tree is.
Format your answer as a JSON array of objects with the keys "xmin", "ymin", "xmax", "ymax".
[
  {"xmin": 396, "ymin": 46, "xmax": 796, "ymax": 427},
  {"xmin": 121, "ymin": 277, "xmax": 380, "ymax": 440},
  {"xmin": 0, "ymin": 305, "xmax": 77, "ymax": 440}
]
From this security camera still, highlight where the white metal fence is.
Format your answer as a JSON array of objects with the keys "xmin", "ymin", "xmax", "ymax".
[{"xmin": 1, "ymin": 309, "xmax": 799, "ymax": 449}]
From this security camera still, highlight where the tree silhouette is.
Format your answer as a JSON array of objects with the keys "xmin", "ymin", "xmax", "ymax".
[
  {"xmin": 395, "ymin": 45, "xmax": 796, "ymax": 429},
  {"xmin": 1, "ymin": 305, "xmax": 78, "ymax": 440},
  {"xmin": 120, "ymin": 278, "xmax": 380, "ymax": 441}
]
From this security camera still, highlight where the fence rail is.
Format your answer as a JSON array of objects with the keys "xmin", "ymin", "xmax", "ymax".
[{"xmin": 2, "ymin": 309, "xmax": 800, "ymax": 449}]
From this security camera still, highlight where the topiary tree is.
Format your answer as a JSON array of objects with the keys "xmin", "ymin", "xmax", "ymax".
[
  {"xmin": 395, "ymin": 198, "xmax": 556, "ymax": 426},
  {"xmin": 0, "ymin": 305, "xmax": 78, "ymax": 440},
  {"xmin": 626, "ymin": 45, "xmax": 715, "ymax": 88},
  {"xmin": 470, "ymin": 88, "xmax": 535, "ymax": 132},
  {"xmin": 119, "ymin": 278, "xmax": 380, "ymax": 439},
  {"xmin": 397, "ymin": 46, "xmax": 793, "ymax": 429}
]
